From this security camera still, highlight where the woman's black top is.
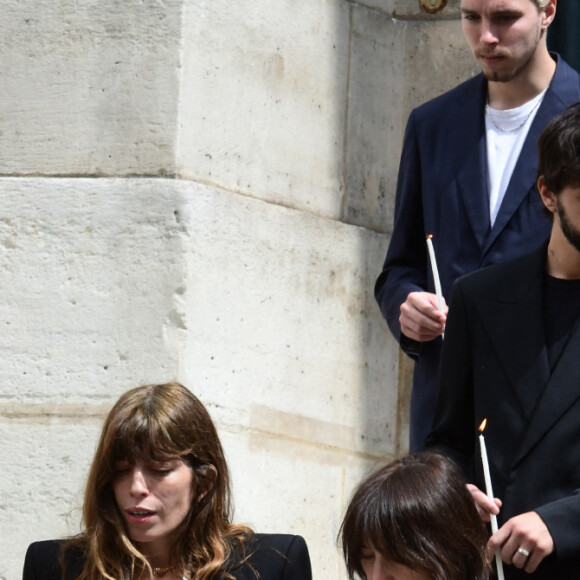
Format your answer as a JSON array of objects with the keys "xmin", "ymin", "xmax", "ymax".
[{"xmin": 23, "ymin": 533, "xmax": 312, "ymax": 580}]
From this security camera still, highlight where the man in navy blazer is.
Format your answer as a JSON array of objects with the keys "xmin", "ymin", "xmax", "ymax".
[
  {"xmin": 374, "ymin": 0, "xmax": 580, "ymax": 451},
  {"xmin": 426, "ymin": 103, "xmax": 580, "ymax": 579}
]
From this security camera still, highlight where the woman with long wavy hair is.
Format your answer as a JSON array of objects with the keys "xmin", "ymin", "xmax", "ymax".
[{"xmin": 23, "ymin": 382, "xmax": 311, "ymax": 580}]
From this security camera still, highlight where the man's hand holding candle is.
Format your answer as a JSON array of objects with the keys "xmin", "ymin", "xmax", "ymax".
[
  {"xmin": 399, "ymin": 291, "xmax": 447, "ymax": 342},
  {"xmin": 466, "ymin": 483, "xmax": 501, "ymax": 522},
  {"xmin": 487, "ymin": 511, "xmax": 554, "ymax": 574},
  {"xmin": 467, "ymin": 484, "xmax": 554, "ymax": 574}
]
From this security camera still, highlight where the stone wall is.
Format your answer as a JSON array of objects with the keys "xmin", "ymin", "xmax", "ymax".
[{"xmin": 0, "ymin": 0, "xmax": 477, "ymax": 578}]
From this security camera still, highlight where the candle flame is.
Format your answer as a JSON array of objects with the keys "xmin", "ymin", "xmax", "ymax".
[
  {"xmin": 479, "ymin": 418, "xmax": 487, "ymax": 433},
  {"xmin": 426, "ymin": 234, "xmax": 434, "ymax": 239}
]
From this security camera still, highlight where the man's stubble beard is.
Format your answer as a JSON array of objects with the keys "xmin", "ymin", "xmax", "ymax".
[
  {"xmin": 481, "ymin": 26, "xmax": 543, "ymax": 83},
  {"xmin": 557, "ymin": 197, "xmax": 580, "ymax": 254}
]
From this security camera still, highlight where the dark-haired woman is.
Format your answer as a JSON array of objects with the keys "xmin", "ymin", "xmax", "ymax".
[
  {"xmin": 23, "ymin": 382, "xmax": 312, "ymax": 580},
  {"xmin": 340, "ymin": 452, "xmax": 489, "ymax": 580}
]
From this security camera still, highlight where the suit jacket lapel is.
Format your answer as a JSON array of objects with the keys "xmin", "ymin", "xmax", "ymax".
[
  {"xmin": 485, "ymin": 55, "xmax": 580, "ymax": 253},
  {"xmin": 514, "ymin": 314, "xmax": 580, "ymax": 467},
  {"xmin": 453, "ymin": 75, "xmax": 491, "ymax": 249},
  {"xmin": 484, "ymin": 93, "xmax": 557, "ymax": 252},
  {"xmin": 475, "ymin": 247, "xmax": 549, "ymax": 418}
]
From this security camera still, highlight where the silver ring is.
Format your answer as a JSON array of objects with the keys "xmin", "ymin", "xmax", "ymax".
[{"xmin": 517, "ymin": 547, "xmax": 530, "ymax": 558}]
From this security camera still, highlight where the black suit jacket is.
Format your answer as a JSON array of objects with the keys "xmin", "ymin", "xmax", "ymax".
[
  {"xmin": 375, "ymin": 54, "xmax": 580, "ymax": 451},
  {"xmin": 23, "ymin": 534, "xmax": 312, "ymax": 580},
  {"xmin": 426, "ymin": 244, "xmax": 580, "ymax": 579}
]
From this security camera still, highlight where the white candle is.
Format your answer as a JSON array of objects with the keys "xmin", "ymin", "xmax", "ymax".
[
  {"xmin": 426, "ymin": 235, "xmax": 445, "ymax": 315},
  {"xmin": 479, "ymin": 421, "xmax": 505, "ymax": 580}
]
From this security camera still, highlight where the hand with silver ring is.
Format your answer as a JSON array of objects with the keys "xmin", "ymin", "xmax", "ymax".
[{"xmin": 487, "ymin": 511, "xmax": 554, "ymax": 573}]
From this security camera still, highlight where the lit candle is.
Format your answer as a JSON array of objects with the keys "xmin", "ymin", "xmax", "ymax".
[
  {"xmin": 479, "ymin": 419, "xmax": 504, "ymax": 580},
  {"xmin": 426, "ymin": 235, "xmax": 445, "ymax": 337}
]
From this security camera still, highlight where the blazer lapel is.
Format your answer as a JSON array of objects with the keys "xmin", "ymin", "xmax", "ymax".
[
  {"xmin": 513, "ymin": 316, "xmax": 580, "ymax": 467},
  {"xmin": 475, "ymin": 248, "xmax": 550, "ymax": 418},
  {"xmin": 484, "ymin": 93, "xmax": 557, "ymax": 252},
  {"xmin": 485, "ymin": 55, "xmax": 580, "ymax": 253},
  {"xmin": 453, "ymin": 76, "xmax": 491, "ymax": 250}
]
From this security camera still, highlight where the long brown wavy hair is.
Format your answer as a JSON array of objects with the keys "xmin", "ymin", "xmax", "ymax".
[{"xmin": 63, "ymin": 382, "xmax": 252, "ymax": 579}]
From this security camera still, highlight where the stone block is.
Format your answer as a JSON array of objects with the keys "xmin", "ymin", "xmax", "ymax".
[
  {"xmin": 175, "ymin": 180, "xmax": 398, "ymax": 457},
  {"xmin": 176, "ymin": 0, "xmax": 350, "ymax": 219},
  {"xmin": 0, "ymin": 177, "xmax": 396, "ymax": 447},
  {"xmin": 342, "ymin": 5, "xmax": 480, "ymax": 232},
  {"xmin": 0, "ymin": 421, "xmax": 101, "ymax": 578},
  {"xmin": 0, "ymin": 0, "xmax": 181, "ymax": 175},
  {"xmin": 0, "ymin": 177, "xmax": 184, "ymax": 403}
]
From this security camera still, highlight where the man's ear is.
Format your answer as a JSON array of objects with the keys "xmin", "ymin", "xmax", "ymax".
[
  {"xmin": 541, "ymin": 0, "xmax": 557, "ymax": 29},
  {"xmin": 538, "ymin": 175, "xmax": 557, "ymax": 214}
]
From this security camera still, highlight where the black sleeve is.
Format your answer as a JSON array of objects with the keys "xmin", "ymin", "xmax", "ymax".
[
  {"xmin": 280, "ymin": 535, "xmax": 312, "ymax": 580},
  {"xmin": 22, "ymin": 543, "xmax": 37, "ymax": 580},
  {"xmin": 424, "ymin": 280, "xmax": 475, "ymax": 475},
  {"xmin": 233, "ymin": 534, "xmax": 312, "ymax": 580},
  {"xmin": 23, "ymin": 541, "xmax": 62, "ymax": 580}
]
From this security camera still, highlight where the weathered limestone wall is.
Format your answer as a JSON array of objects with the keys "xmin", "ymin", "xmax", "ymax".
[
  {"xmin": 0, "ymin": 0, "xmax": 181, "ymax": 175},
  {"xmin": 0, "ymin": 0, "xmax": 477, "ymax": 578}
]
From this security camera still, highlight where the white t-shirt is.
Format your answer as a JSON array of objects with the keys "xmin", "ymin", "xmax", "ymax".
[{"xmin": 485, "ymin": 89, "xmax": 547, "ymax": 225}]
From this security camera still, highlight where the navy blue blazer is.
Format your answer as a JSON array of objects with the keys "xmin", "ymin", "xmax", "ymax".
[
  {"xmin": 375, "ymin": 55, "xmax": 580, "ymax": 451},
  {"xmin": 23, "ymin": 534, "xmax": 312, "ymax": 580},
  {"xmin": 426, "ymin": 244, "xmax": 580, "ymax": 579}
]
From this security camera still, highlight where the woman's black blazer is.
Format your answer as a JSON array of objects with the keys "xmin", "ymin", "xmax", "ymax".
[{"xmin": 23, "ymin": 533, "xmax": 312, "ymax": 580}]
